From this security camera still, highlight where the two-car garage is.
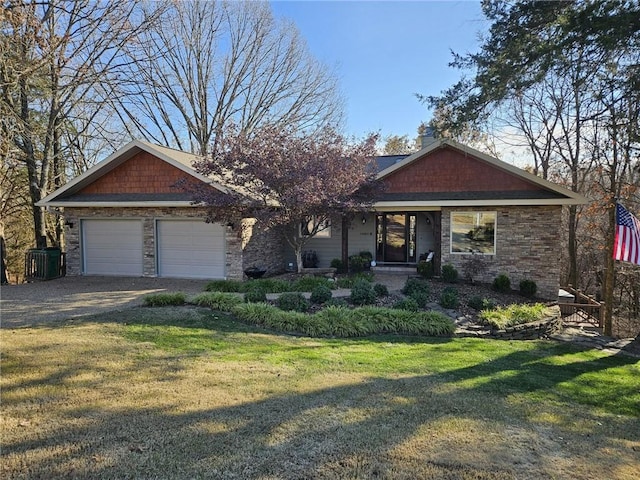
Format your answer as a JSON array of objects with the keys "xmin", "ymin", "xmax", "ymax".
[{"xmin": 81, "ymin": 219, "xmax": 226, "ymax": 279}]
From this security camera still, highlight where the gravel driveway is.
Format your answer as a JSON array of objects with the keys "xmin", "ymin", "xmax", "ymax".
[{"xmin": 1, "ymin": 276, "xmax": 210, "ymax": 328}]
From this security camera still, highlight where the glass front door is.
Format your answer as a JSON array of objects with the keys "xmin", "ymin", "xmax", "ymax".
[{"xmin": 376, "ymin": 213, "xmax": 417, "ymax": 263}]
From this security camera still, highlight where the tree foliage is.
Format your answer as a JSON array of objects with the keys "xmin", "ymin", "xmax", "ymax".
[
  {"xmin": 424, "ymin": 0, "xmax": 640, "ymax": 336},
  {"xmin": 190, "ymin": 124, "xmax": 380, "ymax": 272}
]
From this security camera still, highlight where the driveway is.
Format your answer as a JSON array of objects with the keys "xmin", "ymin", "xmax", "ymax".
[{"xmin": 1, "ymin": 276, "xmax": 210, "ymax": 328}]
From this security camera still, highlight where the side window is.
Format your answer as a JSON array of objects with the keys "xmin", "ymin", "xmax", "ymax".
[
  {"xmin": 301, "ymin": 216, "xmax": 331, "ymax": 238},
  {"xmin": 450, "ymin": 212, "xmax": 496, "ymax": 254}
]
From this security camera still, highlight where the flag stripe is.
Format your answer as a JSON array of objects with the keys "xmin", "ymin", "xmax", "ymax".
[{"xmin": 613, "ymin": 203, "xmax": 640, "ymax": 266}]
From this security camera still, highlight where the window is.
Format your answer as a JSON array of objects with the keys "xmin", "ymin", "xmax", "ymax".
[
  {"xmin": 450, "ymin": 211, "xmax": 496, "ymax": 254},
  {"xmin": 300, "ymin": 216, "xmax": 331, "ymax": 238}
]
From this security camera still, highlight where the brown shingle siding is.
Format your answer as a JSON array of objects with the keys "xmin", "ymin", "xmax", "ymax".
[{"xmin": 384, "ymin": 147, "xmax": 542, "ymax": 194}]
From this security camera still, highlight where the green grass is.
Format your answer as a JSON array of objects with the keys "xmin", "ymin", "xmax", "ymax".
[
  {"xmin": 479, "ymin": 303, "xmax": 551, "ymax": 329},
  {"xmin": 2, "ymin": 307, "xmax": 639, "ymax": 480}
]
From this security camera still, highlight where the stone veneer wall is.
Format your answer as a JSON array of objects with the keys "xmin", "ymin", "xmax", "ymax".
[
  {"xmin": 63, "ymin": 207, "xmax": 243, "ymax": 280},
  {"xmin": 441, "ymin": 205, "xmax": 561, "ymax": 299},
  {"xmin": 241, "ymin": 218, "xmax": 286, "ymax": 276}
]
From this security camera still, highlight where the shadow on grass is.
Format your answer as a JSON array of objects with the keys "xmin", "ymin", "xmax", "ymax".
[{"xmin": 3, "ymin": 308, "xmax": 639, "ymax": 479}]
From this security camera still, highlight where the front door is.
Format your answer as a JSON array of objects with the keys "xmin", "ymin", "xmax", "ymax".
[{"xmin": 376, "ymin": 213, "xmax": 417, "ymax": 263}]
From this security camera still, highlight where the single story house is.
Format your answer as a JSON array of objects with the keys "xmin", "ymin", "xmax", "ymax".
[{"xmin": 38, "ymin": 137, "xmax": 586, "ymax": 298}]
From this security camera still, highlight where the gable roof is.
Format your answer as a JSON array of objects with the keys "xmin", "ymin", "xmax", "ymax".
[
  {"xmin": 374, "ymin": 138, "xmax": 587, "ymax": 207},
  {"xmin": 37, "ymin": 140, "xmax": 228, "ymax": 208}
]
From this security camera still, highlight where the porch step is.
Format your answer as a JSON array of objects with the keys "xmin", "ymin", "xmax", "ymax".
[{"xmin": 372, "ymin": 265, "xmax": 417, "ymax": 274}]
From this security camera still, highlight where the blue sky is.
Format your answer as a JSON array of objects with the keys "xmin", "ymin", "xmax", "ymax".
[{"xmin": 271, "ymin": 0, "xmax": 488, "ymax": 140}]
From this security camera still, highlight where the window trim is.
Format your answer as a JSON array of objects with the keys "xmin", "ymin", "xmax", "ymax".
[{"xmin": 450, "ymin": 211, "xmax": 496, "ymax": 255}]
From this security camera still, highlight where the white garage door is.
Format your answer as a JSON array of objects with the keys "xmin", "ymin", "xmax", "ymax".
[
  {"xmin": 82, "ymin": 219, "xmax": 143, "ymax": 276},
  {"xmin": 157, "ymin": 220, "xmax": 225, "ymax": 279}
]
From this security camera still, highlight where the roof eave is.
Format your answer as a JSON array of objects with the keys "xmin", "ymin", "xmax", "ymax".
[
  {"xmin": 36, "ymin": 201, "xmax": 204, "ymax": 208},
  {"xmin": 373, "ymin": 197, "xmax": 587, "ymax": 209}
]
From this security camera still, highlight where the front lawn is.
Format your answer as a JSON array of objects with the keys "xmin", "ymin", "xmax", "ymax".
[{"xmin": 2, "ymin": 307, "xmax": 638, "ymax": 479}]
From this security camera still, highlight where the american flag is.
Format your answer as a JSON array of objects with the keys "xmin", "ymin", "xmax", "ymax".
[{"xmin": 613, "ymin": 203, "xmax": 640, "ymax": 265}]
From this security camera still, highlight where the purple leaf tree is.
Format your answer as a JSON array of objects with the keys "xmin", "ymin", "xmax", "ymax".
[{"xmin": 191, "ymin": 124, "xmax": 380, "ymax": 272}]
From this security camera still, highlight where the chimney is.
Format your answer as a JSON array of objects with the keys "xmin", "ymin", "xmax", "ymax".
[{"xmin": 419, "ymin": 126, "xmax": 436, "ymax": 149}]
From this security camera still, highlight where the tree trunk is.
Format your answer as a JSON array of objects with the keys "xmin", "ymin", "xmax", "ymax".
[
  {"xmin": 295, "ymin": 246, "xmax": 303, "ymax": 273},
  {"xmin": 602, "ymin": 203, "xmax": 616, "ymax": 336},
  {"xmin": 341, "ymin": 215, "xmax": 349, "ymax": 270},
  {"xmin": 0, "ymin": 221, "xmax": 8, "ymax": 285}
]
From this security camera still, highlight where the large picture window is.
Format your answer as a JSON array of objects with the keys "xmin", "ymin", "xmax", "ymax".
[{"xmin": 450, "ymin": 212, "xmax": 496, "ymax": 254}]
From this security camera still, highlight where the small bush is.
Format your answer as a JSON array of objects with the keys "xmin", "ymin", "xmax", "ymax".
[
  {"xmin": 493, "ymin": 274, "xmax": 511, "ymax": 293},
  {"xmin": 325, "ymin": 298, "xmax": 348, "ymax": 307},
  {"xmin": 350, "ymin": 279, "xmax": 376, "ymax": 305},
  {"xmin": 335, "ymin": 273, "xmax": 373, "ymax": 288},
  {"xmin": 467, "ymin": 295, "xmax": 497, "ymax": 311},
  {"xmin": 292, "ymin": 276, "xmax": 334, "ymax": 292},
  {"xmin": 359, "ymin": 251, "xmax": 373, "ymax": 264},
  {"xmin": 330, "ymin": 258, "xmax": 345, "ymax": 273},
  {"xmin": 402, "ymin": 277, "xmax": 430, "ymax": 296},
  {"xmin": 519, "ymin": 279, "xmax": 538, "ymax": 298},
  {"xmin": 480, "ymin": 303, "xmax": 550, "ymax": 329},
  {"xmin": 310, "ymin": 285, "xmax": 333, "ymax": 304},
  {"xmin": 441, "ymin": 264, "xmax": 459, "ymax": 283},
  {"xmin": 143, "ymin": 292, "xmax": 186, "ymax": 306},
  {"xmin": 276, "ymin": 292, "xmax": 310, "ymax": 312},
  {"xmin": 373, "ymin": 283, "xmax": 389, "ymax": 297},
  {"xmin": 205, "ymin": 280, "xmax": 242, "ymax": 292},
  {"xmin": 439, "ymin": 287, "xmax": 459, "ymax": 309},
  {"xmin": 348, "ymin": 255, "xmax": 367, "ymax": 273},
  {"xmin": 190, "ymin": 292, "xmax": 242, "ymax": 310},
  {"xmin": 461, "ymin": 255, "xmax": 487, "ymax": 283},
  {"xmin": 393, "ymin": 297, "xmax": 419, "ymax": 312},
  {"xmin": 417, "ymin": 261, "xmax": 435, "ymax": 279},
  {"xmin": 409, "ymin": 290, "xmax": 430, "ymax": 308},
  {"xmin": 245, "ymin": 288, "xmax": 267, "ymax": 303}
]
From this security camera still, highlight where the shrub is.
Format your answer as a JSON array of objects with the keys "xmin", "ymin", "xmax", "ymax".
[
  {"xmin": 348, "ymin": 255, "xmax": 367, "ymax": 273},
  {"xmin": 467, "ymin": 295, "xmax": 497, "ymax": 311},
  {"xmin": 493, "ymin": 274, "xmax": 511, "ymax": 293},
  {"xmin": 417, "ymin": 260, "xmax": 435, "ymax": 279},
  {"xmin": 244, "ymin": 288, "xmax": 267, "ymax": 303},
  {"xmin": 190, "ymin": 292, "xmax": 242, "ymax": 310},
  {"xmin": 480, "ymin": 303, "xmax": 550, "ymax": 329},
  {"xmin": 373, "ymin": 283, "xmax": 389, "ymax": 297},
  {"xmin": 350, "ymin": 279, "xmax": 376, "ymax": 305},
  {"xmin": 409, "ymin": 290, "xmax": 430, "ymax": 308},
  {"xmin": 359, "ymin": 251, "xmax": 373, "ymax": 267},
  {"xmin": 292, "ymin": 276, "xmax": 334, "ymax": 292},
  {"xmin": 439, "ymin": 287, "xmax": 459, "ymax": 309},
  {"xmin": 402, "ymin": 277, "xmax": 430, "ymax": 296},
  {"xmin": 205, "ymin": 280, "xmax": 243, "ymax": 292},
  {"xmin": 393, "ymin": 297, "xmax": 419, "ymax": 312},
  {"xmin": 276, "ymin": 292, "xmax": 310, "ymax": 312},
  {"xmin": 244, "ymin": 278, "xmax": 290, "ymax": 293},
  {"xmin": 335, "ymin": 272, "xmax": 373, "ymax": 288},
  {"xmin": 325, "ymin": 298, "xmax": 348, "ymax": 307},
  {"xmin": 310, "ymin": 285, "xmax": 333, "ymax": 304},
  {"xmin": 519, "ymin": 279, "xmax": 538, "ymax": 298},
  {"xmin": 234, "ymin": 304, "xmax": 455, "ymax": 337},
  {"xmin": 143, "ymin": 292, "xmax": 186, "ymax": 306},
  {"xmin": 461, "ymin": 255, "xmax": 487, "ymax": 283},
  {"xmin": 441, "ymin": 263, "xmax": 459, "ymax": 283},
  {"xmin": 330, "ymin": 258, "xmax": 345, "ymax": 274}
]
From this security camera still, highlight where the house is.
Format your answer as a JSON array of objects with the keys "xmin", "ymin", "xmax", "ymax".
[{"xmin": 38, "ymin": 137, "xmax": 586, "ymax": 299}]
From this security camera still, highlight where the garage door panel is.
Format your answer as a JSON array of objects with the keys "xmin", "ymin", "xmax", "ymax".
[
  {"xmin": 83, "ymin": 220, "xmax": 143, "ymax": 276},
  {"xmin": 157, "ymin": 220, "xmax": 225, "ymax": 279}
]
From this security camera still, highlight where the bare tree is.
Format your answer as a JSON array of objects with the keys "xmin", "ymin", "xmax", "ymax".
[
  {"xmin": 114, "ymin": 0, "xmax": 343, "ymax": 155},
  {"xmin": 1, "ymin": 1, "xmax": 162, "ymax": 248}
]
